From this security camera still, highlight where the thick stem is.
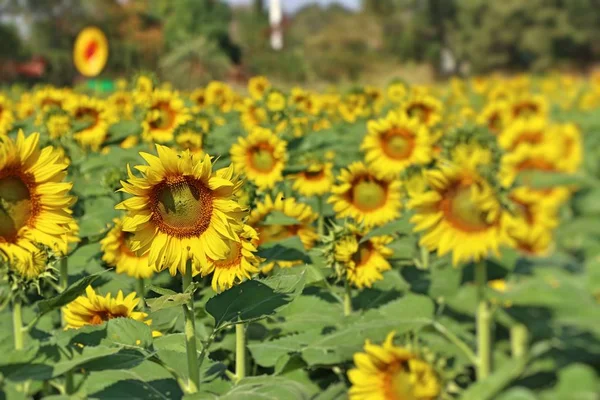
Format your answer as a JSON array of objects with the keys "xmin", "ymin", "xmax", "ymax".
[
  {"xmin": 137, "ymin": 278, "xmax": 146, "ymax": 308},
  {"xmin": 182, "ymin": 264, "xmax": 199, "ymax": 393},
  {"xmin": 420, "ymin": 245, "xmax": 429, "ymax": 269},
  {"xmin": 510, "ymin": 323, "xmax": 528, "ymax": 359},
  {"xmin": 317, "ymin": 196, "xmax": 324, "ymax": 236},
  {"xmin": 13, "ymin": 298, "xmax": 24, "ymax": 350},
  {"xmin": 60, "ymin": 257, "xmax": 68, "ymax": 328},
  {"xmin": 235, "ymin": 323, "xmax": 246, "ymax": 381},
  {"xmin": 343, "ymin": 279, "xmax": 352, "ymax": 316},
  {"xmin": 475, "ymin": 262, "xmax": 492, "ymax": 380}
]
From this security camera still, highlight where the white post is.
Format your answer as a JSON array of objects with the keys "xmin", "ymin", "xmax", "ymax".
[{"xmin": 269, "ymin": 0, "xmax": 283, "ymax": 50}]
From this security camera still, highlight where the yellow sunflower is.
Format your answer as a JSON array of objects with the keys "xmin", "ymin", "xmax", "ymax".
[
  {"xmin": 100, "ymin": 218, "xmax": 154, "ymax": 279},
  {"xmin": 290, "ymin": 162, "xmax": 334, "ymax": 197},
  {"xmin": 0, "ymin": 131, "xmax": 76, "ymax": 263},
  {"xmin": 63, "ymin": 286, "xmax": 160, "ymax": 337},
  {"xmin": 498, "ymin": 117, "xmax": 548, "ymax": 152},
  {"xmin": 0, "ymin": 94, "xmax": 14, "ymax": 135},
  {"xmin": 116, "ymin": 145, "xmax": 246, "ymax": 276},
  {"xmin": 362, "ymin": 111, "xmax": 433, "ymax": 177},
  {"xmin": 65, "ymin": 95, "xmax": 116, "ymax": 151},
  {"xmin": 174, "ymin": 122, "xmax": 205, "ymax": 155},
  {"xmin": 189, "ymin": 88, "xmax": 207, "ymax": 112},
  {"xmin": 408, "ymin": 162, "xmax": 512, "ymax": 266},
  {"xmin": 549, "ymin": 123, "xmax": 582, "ymax": 173},
  {"xmin": 33, "ymin": 86, "xmax": 70, "ymax": 112},
  {"xmin": 334, "ymin": 226, "xmax": 393, "ymax": 288},
  {"xmin": 328, "ymin": 162, "xmax": 402, "ymax": 228},
  {"xmin": 206, "ymin": 81, "xmax": 235, "ymax": 113},
  {"xmin": 108, "ymin": 90, "xmax": 134, "ymax": 120},
  {"xmin": 73, "ymin": 27, "xmax": 109, "ymax": 77},
  {"xmin": 348, "ymin": 332, "xmax": 441, "ymax": 400},
  {"xmin": 477, "ymin": 100, "xmax": 510, "ymax": 135},
  {"xmin": 240, "ymin": 99, "xmax": 267, "ymax": 131},
  {"xmin": 266, "ymin": 90, "xmax": 286, "ymax": 112},
  {"xmin": 16, "ymin": 93, "xmax": 35, "ymax": 120},
  {"xmin": 203, "ymin": 224, "xmax": 262, "ymax": 292},
  {"xmin": 399, "ymin": 93, "xmax": 443, "ymax": 127},
  {"xmin": 230, "ymin": 126, "xmax": 287, "ymax": 190},
  {"xmin": 9, "ymin": 245, "xmax": 49, "ymax": 280},
  {"xmin": 141, "ymin": 90, "xmax": 191, "ymax": 143},
  {"xmin": 247, "ymin": 194, "xmax": 318, "ymax": 274},
  {"xmin": 44, "ymin": 111, "xmax": 72, "ymax": 140},
  {"xmin": 508, "ymin": 94, "xmax": 548, "ymax": 120},
  {"xmin": 386, "ymin": 81, "xmax": 407, "ymax": 104},
  {"xmin": 248, "ymin": 76, "xmax": 271, "ymax": 100}
]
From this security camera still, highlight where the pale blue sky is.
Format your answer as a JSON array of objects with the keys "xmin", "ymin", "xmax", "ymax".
[{"xmin": 226, "ymin": 0, "xmax": 360, "ymax": 13}]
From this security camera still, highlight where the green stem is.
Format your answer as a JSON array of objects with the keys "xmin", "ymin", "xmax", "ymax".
[
  {"xmin": 235, "ymin": 323, "xmax": 246, "ymax": 381},
  {"xmin": 343, "ymin": 279, "xmax": 352, "ymax": 316},
  {"xmin": 13, "ymin": 298, "xmax": 24, "ymax": 350},
  {"xmin": 432, "ymin": 321, "xmax": 477, "ymax": 365},
  {"xmin": 510, "ymin": 323, "xmax": 528, "ymax": 359},
  {"xmin": 60, "ymin": 257, "xmax": 68, "ymax": 328},
  {"xmin": 182, "ymin": 263, "xmax": 199, "ymax": 393},
  {"xmin": 317, "ymin": 196, "xmax": 324, "ymax": 236},
  {"xmin": 65, "ymin": 372, "xmax": 74, "ymax": 395},
  {"xmin": 137, "ymin": 278, "xmax": 146, "ymax": 308},
  {"xmin": 420, "ymin": 245, "xmax": 429, "ymax": 269},
  {"xmin": 475, "ymin": 262, "xmax": 492, "ymax": 380}
]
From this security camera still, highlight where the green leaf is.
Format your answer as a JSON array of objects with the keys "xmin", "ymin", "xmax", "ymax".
[
  {"xmin": 107, "ymin": 120, "xmax": 142, "ymax": 143},
  {"xmin": 36, "ymin": 273, "xmax": 101, "ymax": 315},
  {"xmin": 542, "ymin": 363, "xmax": 600, "ymax": 400},
  {"xmin": 248, "ymin": 331, "xmax": 320, "ymax": 368},
  {"xmin": 496, "ymin": 388, "xmax": 538, "ymax": 400},
  {"xmin": 147, "ymin": 285, "xmax": 178, "ymax": 297},
  {"xmin": 206, "ymin": 268, "xmax": 306, "ymax": 329},
  {"xmin": 461, "ymin": 356, "xmax": 528, "ymax": 400},
  {"xmin": 260, "ymin": 210, "xmax": 301, "ymax": 226},
  {"xmin": 190, "ymin": 376, "xmax": 312, "ymax": 400},
  {"xmin": 269, "ymin": 295, "xmax": 344, "ymax": 334},
  {"xmin": 359, "ymin": 217, "xmax": 413, "ymax": 243},
  {"xmin": 147, "ymin": 293, "xmax": 191, "ymax": 312},
  {"xmin": 257, "ymin": 236, "xmax": 310, "ymax": 263}
]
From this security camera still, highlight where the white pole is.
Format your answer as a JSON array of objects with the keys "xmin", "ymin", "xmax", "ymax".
[{"xmin": 269, "ymin": 0, "xmax": 283, "ymax": 50}]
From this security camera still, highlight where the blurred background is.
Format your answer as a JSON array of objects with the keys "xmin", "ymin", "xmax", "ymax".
[{"xmin": 1, "ymin": 0, "xmax": 599, "ymax": 88}]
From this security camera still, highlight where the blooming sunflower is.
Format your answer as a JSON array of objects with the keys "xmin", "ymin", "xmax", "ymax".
[
  {"xmin": 16, "ymin": 93, "xmax": 35, "ymax": 120},
  {"xmin": 550, "ymin": 123, "xmax": 582, "ymax": 173},
  {"xmin": 266, "ymin": 90, "xmax": 286, "ymax": 112},
  {"xmin": 189, "ymin": 88, "xmax": 207, "ymax": 112},
  {"xmin": 240, "ymin": 99, "xmax": 267, "ymax": 131},
  {"xmin": 399, "ymin": 93, "xmax": 443, "ymax": 127},
  {"xmin": 116, "ymin": 146, "xmax": 246, "ymax": 276},
  {"xmin": 386, "ymin": 81, "xmax": 407, "ymax": 104},
  {"xmin": 100, "ymin": 218, "xmax": 154, "ymax": 279},
  {"xmin": 0, "ymin": 94, "xmax": 14, "ymax": 136},
  {"xmin": 33, "ymin": 86, "xmax": 70, "ymax": 112},
  {"xmin": 141, "ymin": 90, "xmax": 191, "ymax": 143},
  {"xmin": 230, "ymin": 127, "xmax": 287, "ymax": 190},
  {"xmin": 509, "ymin": 94, "xmax": 548, "ymax": 120},
  {"xmin": 248, "ymin": 76, "xmax": 271, "ymax": 100},
  {"xmin": 334, "ymin": 225, "xmax": 393, "ymax": 288},
  {"xmin": 291, "ymin": 162, "xmax": 334, "ymax": 197},
  {"xmin": 348, "ymin": 332, "xmax": 441, "ymax": 400},
  {"xmin": 498, "ymin": 117, "xmax": 548, "ymax": 152},
  {"xmin": 0, "ymin": 131, "xmax": 76, "ymax": 263},
  {"xmin": 63, "ymin": 286, "xmax": 160, "ymax": 336},
  {"xmin": 206, "ymin": 81, "xmax": 235, "ymax": 113},
  {"xmin": 174, "ymin": 121, "xmax": 205, "ymax": 155},
  {"xmin": 248, "ymin": 194, "xmax": 318, "ymax": 274},
  {"xmin": 9, "ymin": 245, "xmax": 49, "ymax": 281},
  {"xmin": 329, "ymin": 162, "xmax": 402, "ymax": 228},
  {"xmin": 408, "ymin": 162, "xmax": 512, "ymax": 266},
  {"xmin": 43, "ymin": 110, "xmax": 72, "ymax": 140},
  {"xmin": 108, "ymin": 90, "xmax": 134, "ymax": 120},
  {"xmin": 73, "ymin": 27, "xmax": 109, "ymax": 77},
  {"xmin": 203, "ymin": 224, "xmax": 262, "ymax": 292},
  {"xmin": 477, "ymin": 100, "xmax": 510, "ymax": 135},
  {"xmin": 65, "ymin": 95, "xmax": 116, "ymax": 151},
  {"xmin": 362, "ymin": 111, "xmax": 433, "ymax": 177}
]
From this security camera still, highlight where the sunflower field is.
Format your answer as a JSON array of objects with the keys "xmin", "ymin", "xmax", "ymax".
[{"xmin": 1, "ymin": 72, "xmax": 600, "ymax": 400}]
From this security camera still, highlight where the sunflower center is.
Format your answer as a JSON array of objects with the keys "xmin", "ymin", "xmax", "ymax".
[
  {"xmin": 352, "ymin": 179, "xmax": 387, "ymax": 211},
  {"xmin": 351, "ymin": 242, "xmax": 373, "ymax": 267},
  {"xmin": 513, "ymin": 102, "xmax": 538, "ymax": 118},
  {"xmin": 74, "ymin": 107, "xmax": 100, "ymax": 129},
  {"xmin": 84, "ymin": 40, "xmax": 99, "ymax": 61},
  {"xmin": 407, "ymin": 103, "xmax": 432, "ymax": 123},
  {"xmin": 440, "ymin": 186, "xmax": 490, "ymax": 232},
  {"xmin": 384, "ymin": 361, "xmax": 413, "ymax": 400},
  {"xmin": 151, "ymin": 176, "xmax": 213, "ymax": 237},
  {"xmin": 0, "ymin": 175, "xmax": 35, "ymax": 242},
  {"xmin": 250, "ymin": 146, "xmax": 276, "ymax": 172},
  {"xmin": 214, "ymin": 242, "xmax": 242, "ymax": 269},
  {"xmin": 89, "ymin": 307, "xmax": 129, "ymax": 325},
  {"xmin": 517, "ymin": 158, "xmax": 556, "ymax": 172},
  {"xmin": 382, "ymin": 128, "xmax": 415, "ymax": 160},
  {"xmin": 303, "ymin": 166, "xmax": 325, "ymax": 181},
  {"xmin": 150, "ymin": 102, "xmax": 176, "ymax": 130}
]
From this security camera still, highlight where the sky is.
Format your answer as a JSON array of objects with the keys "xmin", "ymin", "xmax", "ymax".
[{"xmin": 225, "ymin": 0, "xmax": 360, "ymax": 13}]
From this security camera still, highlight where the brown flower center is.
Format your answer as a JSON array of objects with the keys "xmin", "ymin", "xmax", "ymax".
[
  {"xmin": 74, "ymin": 107, "xmax": 100, "ymax": 130},
  {"xmin": 149, "ymin": 102, "xmax": 176, "ymax": 130},
  {"xmin": 440, "ymin": 184, "xmax": 490, "ymax": 232},
  {"xmin": 351, "ymin": 241, "xmax": 374, "ymax": 268},
  {"xmin": 407, "ymin": 102, "xmax": 433, "ymax": 124},
  {"xmin": 89, "ymin": 306, "xmax": 129, "ymax": 325},
  {"xmin": 381, "ymin": 128, "xmax": 415, "ymax": 160},
  {"xmin": 351, "ymin": 178, "xmax": 388, "ymax": 212},
  {"xmin": 0, "ymin": 173, "xmax": 38, "ymax": 242},
  {"xmin": 214, "ymin": 241, "xmax": 243, "ymax": 269},
  {"xmin": 512, "ymin": 102, "xmax": 538, "ymax": 118},
  {"xmin": 150, "ymin": 176, "xmax": 213, "ymax": 237}
]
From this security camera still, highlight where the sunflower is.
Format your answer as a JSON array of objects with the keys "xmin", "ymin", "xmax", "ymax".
[
  {"xmin": 189, "ymin": 88, "xmax": 207, "ymax": 112},
  {"xmin": 230, "ymin": 127, "xmax": 287, "ymax": 190},
  {"xmin": 33, "ymin": 86, "xmax": 70, "ymax": 112},
  {"xmin": 508, "ymin": 94, "xmax": 548, "ymax": 120},
  {"xmin": 291, "ymin": 162, "xmax": 334, "ymax": 197},
  {"xmin": 9, "ymin": 245, "xmax": 49, "ymax": 281},
  {"xmin": 0, "ymin": 94, "xmax": 14, "ymax": 136},
  {"xmin": 206, "ymin": 81, "xmax": 235, "ymax": 113},
  {"xmin": 202, "ymin": 224, "xmax": 262, "ymax": 292},
  {"xmin": 44, "ymin": 110, "xmax": 72, "ymax": 140},
  {"xmin": 399, "ymin": 93, "xmax": 443, "ymax": 127},
  {"xmin": 348, "ymin": 332, "xmax": 441, "ymax": 400},
  {"xmin": 498, "ymin": 117, "xmax": 548, "ymax": 152},
  {"xmin": 108, "ymin": 90, "xmax": 134, "ymax": 120},
  {"xmin": 266, "ymin": 90, "xmax": 286, "ymax": 112},
  {"xmin": 73, "ymin": 27, "xmax": 109, "ymax": 77},
  {"xmin": 329, "ymin": 162, "xmax": 402, "ymax": 228},
  {"xmin": 334, "ymin": 226, "xmax": 393, "ymax": 288},
  {"xmin": 174, "ymin": 121, "xmax": 205, "ymax": 155},
  {"xmin": 362, "ymin": 111, "xmax": 433, "ymax": 177},
  {"xmin": 248, "ymin": 76, "xmax": 271, "ymax": 100},
  {"xmin": 240, "ymin": 99, "xmax": 268, "ymax": 131},
  {"xmin": 0, "ymin": 131, "xmax": 76, "ymax": 263},
  {"xmin": 63, "ymin": 285, "xmax": 160, "ymax": 336},
  {"xmin": 248, "ymin": 194, "xmax": 318, "ymax": 274},
  {"xmin": 16, "ymin": 93, "xmax": 35, "ymax": 120},
  {"xmin": 141, "ymin": 90, "xmax": 191, "ymax": 144},
  {"xmin": 65, "ymin": 95, "xmax": 116, "ymax": 151},
  {"xmin": 100, "ymin": 218, "xmax": 154, "ymax": 279},
  {"xmin": 116, "ymin": 146, "xmax": 246, "ymax": 276},
  {"xmin": 477, "ymin": 100, "xmax": 510, "ymax": 135},
  {"xmin": 386, "ymin": 81, "xmax": 407, "ymax": 104},
  {"xmin": 550, "ymin": 123, "xmax": 582, "ymax": 173},
  {"xmin": 408, "ymin": 162, "xmax": 512, "ymax": 266}
]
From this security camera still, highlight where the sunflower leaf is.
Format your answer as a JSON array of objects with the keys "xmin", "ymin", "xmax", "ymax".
[
  {"xmin": 147, "ymin": 293, "xmax": 192, "ymax": 312},
  {"xmin": 35, "ymin": 273, "xmax": 101, "ymax": 316},
  {"xmin": 359, "ymin": 216, "xmax": 414, "ymax": 243},
  {"xmin": 260, "ymin": 211, "xmax": 301, "ymax": 226}
]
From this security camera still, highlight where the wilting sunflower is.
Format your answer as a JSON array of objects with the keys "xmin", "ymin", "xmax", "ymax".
[
  {"xmin": 362, "ymin": 111, "xmax": 433, "ymax": 177},
  {"xmin": 248, "ymin": 76, "xmax": 271, "ymax": 100},
  {"xmin": 65, "ymin": 95, "xmax": 116, "ymax": 151},
  {"xmin": 73, "ymin": 27, "xmax": 109, "ymax": 77},
  {"xmin": 116, "ymin": 146, "xmax": 246, "ymax": 276},
  {"xmin": 0, "ymin": 94, "xmax": 14, "ymax": 136},
  {"xmin": 230, "ymin": 127, "xmax": 287, "ymax": 190},
  {"xmin": 63, "ymin": 286, "xmax": 160, "ymax": 336},
  {"xmin": 334, "ymin": 225, "xmax": 393, "ymax": 288},
  {"xmin": 0, "ymin": 131, "xmax": 76, "ymax": 263},
  {"xmin": 141, "ymin": 90, "xmax": 191, "ymax": 143},
  {"xmin": 100, "ymin": 218, "xmax": 154, "ymax": 279},
  {"xmin": 399, "ymin": 93, "xmax": 443, "ymax": 127},
  {"xmin": 290, "ymin": 161, "xmax": 334, "ymax": 197},
  {"xmin": 329, "ymin": 162, "xmax": 402, "ymax": 228},
  {"xmin": 203, "ymin": 224, "xmax": 262, "ymax": 292},
  {"xmin": 248, "ymin": 194, "xmax": 318, "ymax": 274},
  {"xmin": 408, "ymin": 162, "xmax": 512, "ymax": 266},
  {"xmin": 348, "ymin": 332, "xmax": 441, "ymax": 400}
]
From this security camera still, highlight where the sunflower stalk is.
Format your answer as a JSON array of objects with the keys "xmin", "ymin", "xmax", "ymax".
[
  {"xmin": 475, "ymin": 262, "xmax": 492, "ymax": 380},
  {"xmin": 12, "ymin": 298, "xmax": 24, "ymax": 350},
  {"xmin": 59, "ymin": 257, "xmax": 68, "ymax": 328},
  {"xmin": 234, "ymin": 322, "xmax": 247, "ymax": 382},
  {"xmin": 343, "ymin": 279, "xmax": 353, "ymax": 316},
  {"xmin": 136, "ymin": 278, "xmax": 146, "ymax": 308},
  {"xmin": 317, "ymin": 196, "xmax": 325, "ymax": 236},
  {"xmin": 182, "ymin": 263, "xmax": 200, "ymax": 393},
  {"xmin": 510, "ymin": 323, "xmax": 528, "ymax": 359}
]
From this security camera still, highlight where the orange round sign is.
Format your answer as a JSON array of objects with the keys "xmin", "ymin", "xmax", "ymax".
[{"xmin": 73, "ymin": 27, "xmax": 109, "ymax": 77}]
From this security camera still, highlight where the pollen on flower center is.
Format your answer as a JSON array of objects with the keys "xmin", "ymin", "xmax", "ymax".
[
  {"xmin": 0, "ymin": 174, "xmax": 37, "ymax": 241},
  {"xmin": 352, "ymin": 179, "xmax": 388, "ymax": 211},
  {"xmin": 382, "ymin": 128, "xmax": 415, "ymax": 159},
  {"xmin": 250, "ymin": 146, "xmax": 276, "ymax": 172},
  {"xmin": 151, "ymin": 176, "xmax": 213, "ymax": 237},
  {"xmin": 440, "ymin": 185, "xmax": 489, "ymax": 232}
]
